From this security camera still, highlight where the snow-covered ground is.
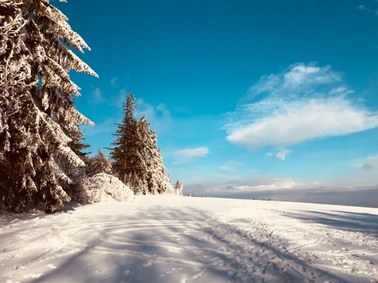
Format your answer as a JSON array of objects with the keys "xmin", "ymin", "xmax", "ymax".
[{"xmin": 1, "ymin": 195, "xmax": 377, "ymax": 283}]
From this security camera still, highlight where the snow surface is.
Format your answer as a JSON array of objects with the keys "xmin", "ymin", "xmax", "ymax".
[{"xmin": 0, "ymin": 195, "xmax": 377, "ymax": 283}]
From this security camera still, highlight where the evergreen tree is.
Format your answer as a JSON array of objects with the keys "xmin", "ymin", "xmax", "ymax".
[
  {"xmin": 138, "ymin": 117, "xmax": 174, "ymax": 194},
  {"xmin": 0, "ymin": 0, "xmax": 97, "ymax": 212},
  {"xmin": 109, "ymin": 94, "xmax": 174, "ymax": 194},
  {"xmin": 110, "ymin": 93, "xmax": 147, "ymax": 193},
  {"xmin": 174, "ymin": 180, "xmax": 183, "ymax": 195}
]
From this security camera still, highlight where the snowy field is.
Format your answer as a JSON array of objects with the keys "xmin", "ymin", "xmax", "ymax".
[{"xmin": 1, "ymin": 195, "xmax": 377, "ymax": 283}]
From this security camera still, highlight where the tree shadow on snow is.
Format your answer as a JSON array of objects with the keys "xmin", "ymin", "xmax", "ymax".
[
  {"xmin": 30, "ymin": 205, "xmax": 359, "ymax": 283},
  {"xmin": 0, "ymin": 211, "xmax": 45, "ymax": 226},
  {"xmin": 0, "ymin": 202, "xmax": 80, "ymax": 226}
]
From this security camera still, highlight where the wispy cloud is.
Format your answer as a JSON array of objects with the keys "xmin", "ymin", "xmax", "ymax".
[
  {"xmin": 91, "ymin": 87, "xmax": 104, "ymax": 104},
  {"xmin": 225, "ymin": 63, "xmax": 378, "ymax": 154},
  {"xmin": 174, "ymin": 146, "xmax": 209, "ymax": 164},
  {"xmin": 81, "ymin": 118, "xmax": 116, "ymax": 137},
  {"xmin": 90, "ymin": 87, "xmax": 126, "ymax": 108},
  {"xmin": 136, "ymin": 99, "xmax": 172, "ymax": 133},
  {"xmin": 267, "ymin": 148, "xmax": 291, "ymax": 161},
  {"xmin": 219, "ymin": 160, "xmax": 243, "ymax": 172},
  {"xmin": 248, "ymin": 63, "xmax": 342, "ymax": 100},
  {"xmin": 357, "ymin": 3, "xmax": 378, "ymax": 16},
  {"xmin": 110, "ymin": 77, "xmax": 119, "ymax": 87},
  {"xmin": 87, "ymin": 89, "xmax": 173, "ymax": 136}
]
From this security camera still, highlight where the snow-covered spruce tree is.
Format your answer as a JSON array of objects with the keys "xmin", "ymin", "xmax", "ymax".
[
  {"xmin": 0, "ymin": 0, "xmax": 97, "ymax": 212},
  {"xmin": 110, "ymin": 93, "xmax": 148, "ymax": 193},
  {"xmin": 109, "ymin": 93, "xmax": 174, "ymax": 194},
  {"xmin": 174, "ymin": 180, "xmax": 183, "ymax": 195},
  {"xmin": 0, "ymin": 0, "xmax": 32, "ymax": 211},
  {"xmin": 138, "ymin": 117, "xmax": 174, "ymax": 194}
]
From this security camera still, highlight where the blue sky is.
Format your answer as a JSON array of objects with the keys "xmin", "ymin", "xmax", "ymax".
[{"xmin": 58, "ymin": 0, "xmax": 378, "ymax": 195}]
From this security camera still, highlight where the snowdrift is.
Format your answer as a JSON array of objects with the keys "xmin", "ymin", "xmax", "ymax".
[{"xmin": 81, "ymin": 173, "xmax": 134, "ymax": 203}]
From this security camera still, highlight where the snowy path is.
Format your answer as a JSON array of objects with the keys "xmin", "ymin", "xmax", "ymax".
[{"xmin": 1, "ymin": 196, "xmax": 377, "ymax": 282}]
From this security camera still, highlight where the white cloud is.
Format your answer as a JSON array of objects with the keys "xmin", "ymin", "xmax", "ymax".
[
  {"xmin": 330, "ymin": 86, "xmax": 354, "ymax": 96},
  {"xmin": 283, "ymin": 64, "xmax": 339, "ymax": 88},
  {"xmin": 174, "ymin": 146, "xmax": 209, "ymax": 164},
  {"xmin": 268, "ymin": 148, "xmax": 291, "ymax": 160},
  {"xmin": 276, "ymin": 148, "xmax": 291, "ymax": 160},
  {"xmin": 249, "ymin": 63, "xmax": 341, "ymax": 100},
  {"xmin": 228, "ymin": 98, "xmax": 378, "ymax": 149},
  {"xmin": 233, "ymin": 179, "xmax": 297, "ymax": 192},
  {"xmin": 226, "ymin": 63, "xmax": 378, "ymax": 151},
  {"xmin": 184, "ymin": 177, "xmax": 299, "ymax": 195}
]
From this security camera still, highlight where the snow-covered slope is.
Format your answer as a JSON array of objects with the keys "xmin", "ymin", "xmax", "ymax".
[{"xmin": 0, "ymin": 196, "xmax": 377, "ymax": 282}]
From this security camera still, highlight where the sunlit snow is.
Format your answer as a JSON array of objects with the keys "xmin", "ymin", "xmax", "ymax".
[{"xmin": 1, "ymin": 195, "xmax": 377, "ymax": 282}]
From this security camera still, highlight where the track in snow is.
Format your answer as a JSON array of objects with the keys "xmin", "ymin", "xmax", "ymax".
[{"xmin": 0, "ymin": 195, "xmax": 377, "ymax": 282}]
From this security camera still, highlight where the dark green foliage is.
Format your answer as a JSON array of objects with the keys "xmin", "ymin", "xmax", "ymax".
[
  {"xmin": 110, "ymin": 93, "xmax": 147, "ymax": 193},
  {"xmin": 109, "ymin": 93, "xmax": 174, "ymax": 194}
]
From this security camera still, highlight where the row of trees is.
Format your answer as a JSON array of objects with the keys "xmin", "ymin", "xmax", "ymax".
[{"xmin": 0, "ymin": 0, "xmax": 180, "ymax": 213}]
